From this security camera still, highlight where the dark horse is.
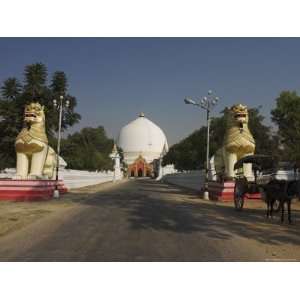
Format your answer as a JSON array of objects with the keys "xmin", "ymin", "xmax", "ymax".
[{"xmin": 262, "ymin": 179, "xmax": 300, "ymax": 224}]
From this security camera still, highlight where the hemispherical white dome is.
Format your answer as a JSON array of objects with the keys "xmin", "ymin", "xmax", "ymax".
[{"xmin": 117, "ymin": 113, "xmax": 168, "ymax": 164}]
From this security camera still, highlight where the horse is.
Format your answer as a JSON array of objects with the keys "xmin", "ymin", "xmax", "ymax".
[{"xmin": 262, "ymin": 178, "xmax": 300, "ymax": 224}]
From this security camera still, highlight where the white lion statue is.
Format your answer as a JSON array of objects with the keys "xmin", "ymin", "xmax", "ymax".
[
  {"xmin": 14, "ymin": 102, "xmax": 57, "ymax": 180},
  {"xmin": 212, "ymin": 104, "xmax": 255, "ymax": 180}
]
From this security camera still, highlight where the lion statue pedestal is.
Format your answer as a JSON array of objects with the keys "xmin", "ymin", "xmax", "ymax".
[
  {"xmin": 0, "ymin": 102, "xmax": 67, "ymax": 201},
  {"xmin": 208, "ymin": 104, "xmax": 257, "ymax": 201}
]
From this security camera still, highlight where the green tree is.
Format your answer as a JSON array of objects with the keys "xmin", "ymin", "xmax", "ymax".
[
  {"xmin": 163, "ymin": 127, "xmax": 207, "ymax": 171},
  {"xmin": 23, "ymin": 63, "xmax": 48, "ymax": 100},
  {"xmin": 1, "ymin": 78, "xmax": 22, "ymax": 100},
  {"xmin": 271, "ymin": 91, "xmax": 300, "ymax": 161},
  {"xmin": 50, "ymin": 71, "xmax": 68, "ymax": 96},
  {"xmin": 248, "ymin": 107, "xmax": 275, "ymax": 155},
  {"xmin": 46, "ymin": 71, "xmax": 81, "ymax": 134},
  {"xmin": 0, "ymin": 78, "xmax": 24, "ymax": 168},
  {"xmin": 0, "ymin": 100, "xmax": 22, "ymax": 169},
  {"xmin": 60, "ymin": 126, "xmax": 114, "ymax": 171}
]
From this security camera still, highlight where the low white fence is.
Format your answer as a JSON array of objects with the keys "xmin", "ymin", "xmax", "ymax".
[
  {"xmin": 61, "ymin": 169, "xmax": 116, "ymax": 189},
  {"xmin": 162, "ymin": 170, "xmax": 205, "ymax": 192},
  {"xmin": 0, "ymin": 168, "xmax": 120, "ymax": 189}
]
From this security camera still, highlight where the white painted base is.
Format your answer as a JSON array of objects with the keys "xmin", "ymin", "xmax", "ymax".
[
  {"xmin": 203, "ymin": 191, "xmax": 209, "ymax": 200},
  {"xmin": 53, "ymin": 189, "xmax": 60, "ymax": 198},
  {"xmin": 0, "ymin": 168, "xmax": 123, "ymax": 189}
]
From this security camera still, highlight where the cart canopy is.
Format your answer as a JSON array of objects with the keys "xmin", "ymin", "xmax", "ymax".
[{"xmin": 234, "ymin": 155, "xmax": 275, "ymax": 171}]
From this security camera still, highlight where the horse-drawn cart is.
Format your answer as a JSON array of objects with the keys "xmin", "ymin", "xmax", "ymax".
[{"xmin": 233, "ymin": 155, "xmax": 299, "ymax": 217}]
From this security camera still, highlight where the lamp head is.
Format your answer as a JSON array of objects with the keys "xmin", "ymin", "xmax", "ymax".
[{"xmin": 184, "ymin": 97, "xmax": 196, "ymax": 105}]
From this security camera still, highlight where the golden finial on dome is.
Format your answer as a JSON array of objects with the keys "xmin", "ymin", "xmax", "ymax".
[{"xmin": 139, "ymin": 112, "xmax": 145, "ymax": 117}]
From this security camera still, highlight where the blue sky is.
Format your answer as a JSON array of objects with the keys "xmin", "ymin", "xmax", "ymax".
[{"xmin": 0, "ymin": 38, "xmax": 299, "ymax": 145}]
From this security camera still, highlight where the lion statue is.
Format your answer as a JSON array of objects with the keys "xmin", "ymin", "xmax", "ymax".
[
  {"xmin": 212, "ymin": 104, "xmax": 255, "ymax": 180},
  {"xmin": 14, "ymin": 102, "xmax": 57, "ymax": 180}
]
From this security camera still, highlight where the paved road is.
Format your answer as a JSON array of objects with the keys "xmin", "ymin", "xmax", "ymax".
[{"xmin": 0, "ymin": 178, "xmax": 300, "ymax": 261}]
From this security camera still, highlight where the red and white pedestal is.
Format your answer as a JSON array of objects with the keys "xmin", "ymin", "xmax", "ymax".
[
  {"xmin": 208, "ymin": 181, "xmax": 235, "ymax": 201},
  {"xmin": 0, "ymin": 180, "xmax": 68, "ymax": 201},
  {"xmin": 208, "ymin": 180, "xmax": 261, "ymax": 202}
]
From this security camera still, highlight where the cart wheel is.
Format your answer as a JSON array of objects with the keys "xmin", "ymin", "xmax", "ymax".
[{"xmin": 234, "ymin": 180, "xmax": 245, "ymax": 211}]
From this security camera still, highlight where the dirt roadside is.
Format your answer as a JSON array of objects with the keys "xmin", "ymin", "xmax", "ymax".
[{"xmin": 0, "ymin": 179, "xmax": 128, "ymax": 238}]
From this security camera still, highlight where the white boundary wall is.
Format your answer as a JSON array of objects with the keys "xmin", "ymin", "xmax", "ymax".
[
  {"xmin": 0, "ymin": 168, "xmax": 119, "ymax": 189},
  {"xmin": 61, "ymin": 169, "xmax": 116, "ymax": 189},
  {"xmin": 162, "ymin": 170, "xmax": 205, "ymax": 192}
]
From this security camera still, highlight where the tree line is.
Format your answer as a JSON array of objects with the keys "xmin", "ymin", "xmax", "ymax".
[
  {"xmin": 163, "ymin": 92, "xmax": 300, "ymax": 171},
  {"xmin": 0, "ymin": 63, "xmax": 114, "ymax": 171}
]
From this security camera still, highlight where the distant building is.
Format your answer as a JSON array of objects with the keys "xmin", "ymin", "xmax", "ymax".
[{"xmin": 117, "ymin": 113, "xmax": 168, "ymax": 177}]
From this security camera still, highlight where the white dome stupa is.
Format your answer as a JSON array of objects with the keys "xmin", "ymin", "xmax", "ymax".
[{"xmin": 117, "ymin": 112, "xmax": 168, "ymax": 165}]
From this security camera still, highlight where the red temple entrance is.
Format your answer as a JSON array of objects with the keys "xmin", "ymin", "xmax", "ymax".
[{"xmin": 128, "ymin": 155, "xmax": 153, "ymax": 177}]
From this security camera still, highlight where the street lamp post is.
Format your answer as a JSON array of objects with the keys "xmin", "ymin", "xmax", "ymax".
[
  {"xmin": 184, "ymin": 90, "xmax": 219, "ymax": 200},
  {"xmin": 53, "ymin": 95, "xmax": 70, "ymax": 198}
]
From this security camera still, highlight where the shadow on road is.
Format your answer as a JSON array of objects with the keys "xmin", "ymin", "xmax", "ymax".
[{"xmin": 70, "ymin": 179, "xmax": 300, "ymax": 246}]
